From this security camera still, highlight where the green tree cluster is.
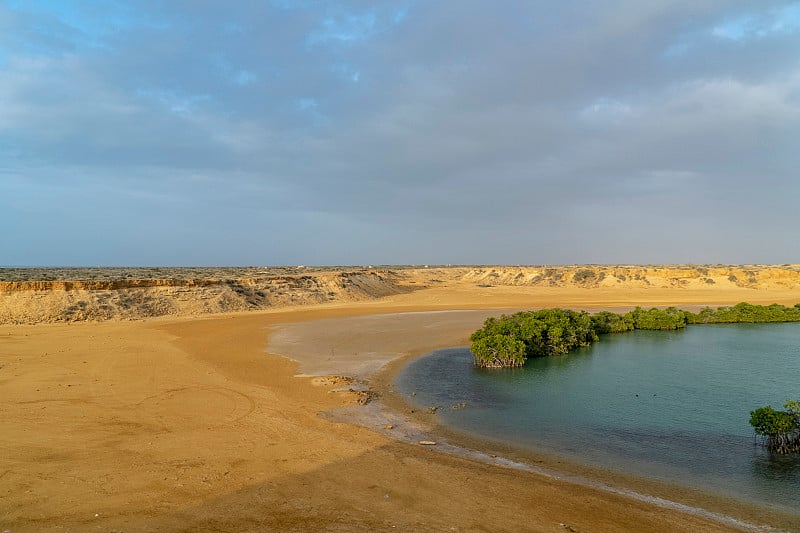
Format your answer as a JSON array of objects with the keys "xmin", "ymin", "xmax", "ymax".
[
  {"xmin": 688, "ymin": 302, "xmax": 800, "ymax": 324},
  {"xmin": 470, "ymin": 303, "xmax": 800, "ymax": 368},
  {"xmin": 469, "ymin": 309, "xmax": 597, "ymax": 367},
  {"xmin": 590, "ymin": 311, "xmax": 634, "ymax": 334},
  {"xmin": 628, "ymin": 306, "xmax": 690, "ymax": 330},
  {"xmin": 590, "ymin": 307, "xmax": 692, "ymax": 332},
  {"xmin": 749, "ymin": 400, "xmax": 800, "ymax": 453}
]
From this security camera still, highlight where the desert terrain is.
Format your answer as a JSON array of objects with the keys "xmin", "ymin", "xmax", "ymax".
[{"xmin": 2, "ymin": 265, "xmax": 800, "ymax": 532}]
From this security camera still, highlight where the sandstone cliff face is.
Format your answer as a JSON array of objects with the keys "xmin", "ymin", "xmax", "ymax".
[
  {"xmin": 3, "ymin": 265, "xmax": 800, "ymax": 325},
  {"xmin": 0, "ymin": 271, "xmax": 414, "ymax": 324},
  {"xmin": 0, "ymin": 279, "xmax": 219, "ymax": 292}
]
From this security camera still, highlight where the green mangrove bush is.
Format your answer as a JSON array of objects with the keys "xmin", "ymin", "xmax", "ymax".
[
  {"xmin": 750, "ymin": 400, "xmax": 800, "ymax": 454},
  {"xmin": 470, "ymin": 303, "xmax": 800, "ymax": 368}
]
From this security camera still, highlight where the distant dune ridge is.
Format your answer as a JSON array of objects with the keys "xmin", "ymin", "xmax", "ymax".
[{"xmin": 2, "ymin": 264, "xmax": 800, "ymax": 324}]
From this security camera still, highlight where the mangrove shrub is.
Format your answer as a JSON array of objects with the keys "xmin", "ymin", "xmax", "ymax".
[
  {"xmin": 470, "ymin": 309, "xmax": 597, "ymax": 368},
  {"xmin": 470, "ymin": 302, "xmax": 800, "ymax": 368},
  {"xmin": 687, "ymin": 302, "xmax": 800, "ymax": 324},
  {"xmin": 626, "ymin": 307, "xmax": 689, "ymax": 330},
  {"xmin": 749, "ymin": 400, "xmax": 800, "ymax": 454}
]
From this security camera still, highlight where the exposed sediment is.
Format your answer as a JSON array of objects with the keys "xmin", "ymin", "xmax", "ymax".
[{"xmin": 0, "ymin": 270, "xmax": 414, "ymax": 324}]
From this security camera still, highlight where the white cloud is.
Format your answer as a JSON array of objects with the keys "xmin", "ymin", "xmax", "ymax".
[
  {"xmin": 2, "ymin": 1, "xmax": 799, "ymax": 264},
  {"xmin": 580, "ymin": 97, "xmax": 636, "ymax": 124}
]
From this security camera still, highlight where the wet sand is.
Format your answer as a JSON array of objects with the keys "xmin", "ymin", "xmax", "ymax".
[{"xmin": 2, "ymin": 285, "xmax": 799, "ymax": 531}]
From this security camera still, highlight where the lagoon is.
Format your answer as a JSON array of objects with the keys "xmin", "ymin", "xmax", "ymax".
[{"xmin": 397, "ymin": 323, "xmax": 800, "ymax": 515}]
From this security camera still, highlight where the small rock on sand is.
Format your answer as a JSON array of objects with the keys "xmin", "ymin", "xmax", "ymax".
[{"xmin": 418, "ymin": 440, "xmax": 437, "ymax": 446}]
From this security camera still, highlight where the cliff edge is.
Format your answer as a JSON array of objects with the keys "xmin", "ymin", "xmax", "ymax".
[{"xmin": 2, "ymin": 264, "xmax": 799, "ymax": 324}]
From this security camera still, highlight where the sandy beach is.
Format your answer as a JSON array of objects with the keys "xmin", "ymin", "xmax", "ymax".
[{"xmin": 2, "ymin": 282, "xmax": 800, "ymax": 532}]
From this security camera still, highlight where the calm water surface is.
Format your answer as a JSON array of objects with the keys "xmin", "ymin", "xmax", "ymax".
[{"xmin": 397, "ymin": 324, "xmax": 800, "ymax": 514}]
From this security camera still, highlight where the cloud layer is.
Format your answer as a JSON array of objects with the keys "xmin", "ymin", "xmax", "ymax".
[{"xmin": 2, "ymin": 1, "xmax": 799, "ymax": 265}]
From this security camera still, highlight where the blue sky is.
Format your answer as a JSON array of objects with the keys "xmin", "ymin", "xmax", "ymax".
[{"xmin": 2, "ymin": 1, "xmax": 799, "ymax": 266}]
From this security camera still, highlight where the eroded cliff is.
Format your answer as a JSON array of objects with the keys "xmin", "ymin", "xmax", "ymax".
[{"xmin": 3, "ymin": 264, "xmax": 799, "ymax": 324}]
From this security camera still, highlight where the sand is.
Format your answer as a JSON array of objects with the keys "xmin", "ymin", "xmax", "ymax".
[{"xmin": 2, "ymin": 284, "xmax": 799, "ymax": 532}]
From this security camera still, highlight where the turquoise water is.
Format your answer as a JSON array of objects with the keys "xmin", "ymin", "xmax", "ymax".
[{"xmin": 396, "ymin": 324, "xmax": 800, "ymax": 514}]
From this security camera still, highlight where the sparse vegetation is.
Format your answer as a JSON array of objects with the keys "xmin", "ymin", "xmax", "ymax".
[
  {"xmin": 572, "ymin": 269, "xmax": 596, "ymax": 283},
  {"xmin": 0, "ymin": 266, "xmax": 382, "ymax": 282}
]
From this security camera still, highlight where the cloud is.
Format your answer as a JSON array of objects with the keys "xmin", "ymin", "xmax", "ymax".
[
  {"xmin": 712, "ymin": 3, "xmax": 800, "ymax": 41},
  {"xmin": 2, "ymin": 1, "xmax": 799, "ymax": 265}
]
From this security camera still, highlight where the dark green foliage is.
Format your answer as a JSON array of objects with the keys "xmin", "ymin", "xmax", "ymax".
[
  {"xmin": 625, "ymin": 307, "xmax": 689, "ymax": 330},
  {"xmin": 470, "ymin": 309, "xmax": 597, "ymax": 367},
  {"xmin": 470, "ymin": 332, "xmax": 527, "ymax": 368},
  {"xmin": 523, "ymin": 309, "xmax": 598, "ymax": 356},
  {"xmin": 471, "ymin": 302, "xmax": 800, "ymax": 368},
  {"xmin": 688, "ymin": 306, "xmax": 718, "ymax": 324},
  {"xmin": 590, "ymin": 311, "xmax": 634, "ymax": 334},
  {"xmin": 686, "ymin": 302, "xmax": 800, "ymax": 324},
  {"xmin": 750, "ymin": 407, "xmax": 795, "ymax": 436},
  {"xmin": 749, "ymin": 400, "xmax": 800, "ymax": 453}
]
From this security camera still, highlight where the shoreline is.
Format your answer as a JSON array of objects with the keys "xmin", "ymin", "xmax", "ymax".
[
  {"xmin": 371, "ymin": 343, "xmax": 799, "ymax": 531},
  {"xmin": 264, "ymin": 307, "xmax": 800, "ymax": 531},
  {"xmin": 4, "ymin": 286, "xmax": 800, "ymax": 531}
]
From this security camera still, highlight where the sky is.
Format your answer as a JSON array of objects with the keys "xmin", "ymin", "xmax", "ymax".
[{"xmin": 1, "ymin": 1, "xmax": 799, "ymax": 266}]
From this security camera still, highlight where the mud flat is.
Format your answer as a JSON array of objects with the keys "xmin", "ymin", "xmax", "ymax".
[{"xmin": 2, "ymin": 278, "xmax": 800, "ymax": 531}]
